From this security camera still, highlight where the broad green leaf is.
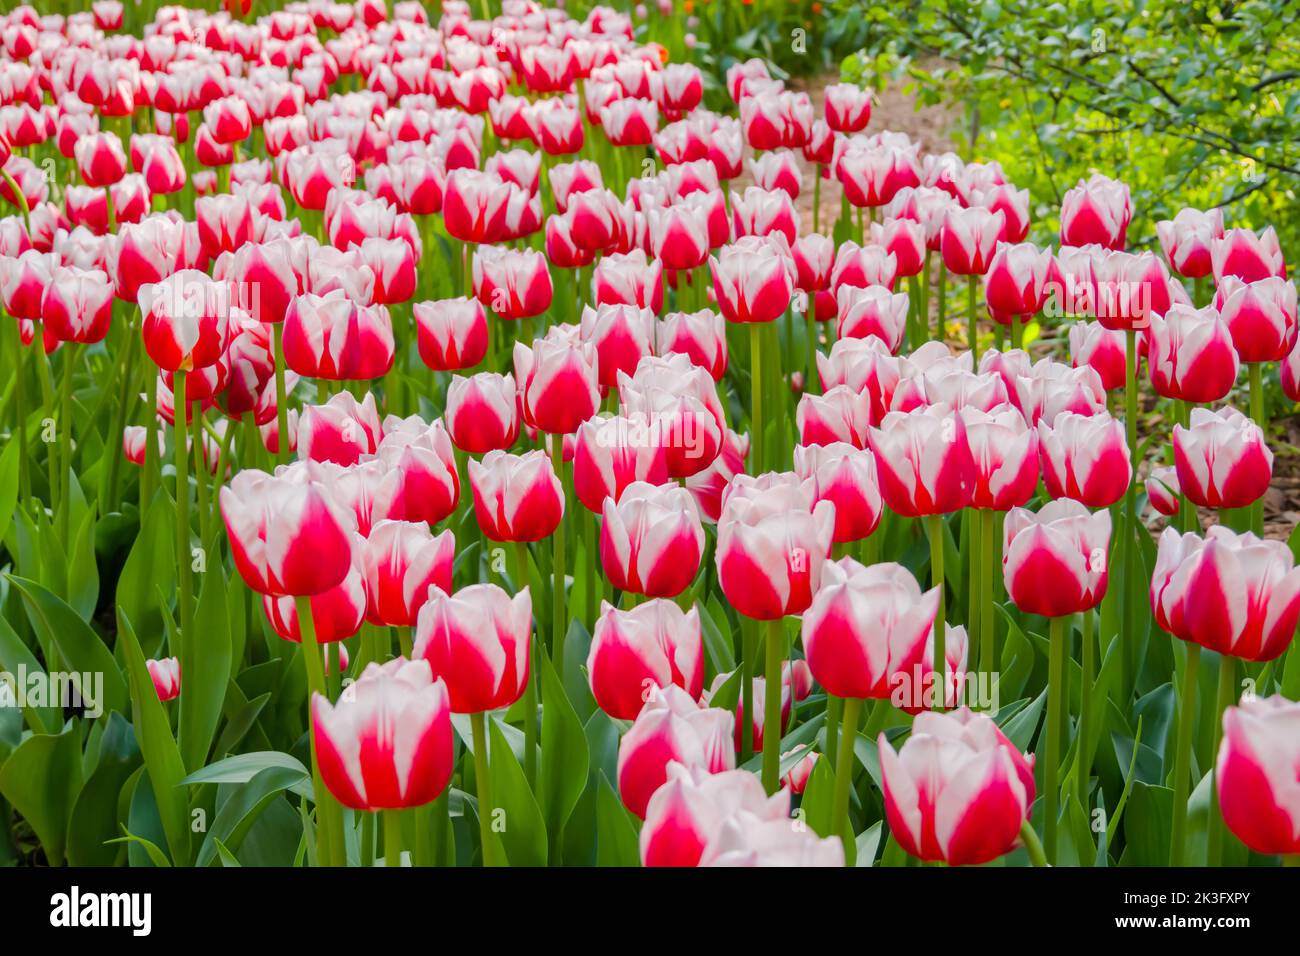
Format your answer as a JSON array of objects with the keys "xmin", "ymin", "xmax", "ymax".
[
  {"xmin": 0, "ymin": 438, "xmax": 19, "ymax": 545},
  {"xmin": 67, "ymin": 507, "xmax": 99, "ymax": 622},
  {"xmin": 0, "ymin": 721, "xmax": 83, "ymax": 865},
  {"xmin": 0, "ymin": 613, "xmax": 61, "ymax": 734},
  {"xmin": 196, "ymin": 766, "xmax": 305, "ymax": 866},
  {"xmin": 67, "ymin": 712, "xmax": 141, "ymax": 866},
  {"xmin": 538, "ymin": 649, "xmax": 588, "ymax": 853},
  {"xmin": 180, "ymin": 751, "xmax": 308, "ymax": 788},
  {"xmin": 595, "ymin": 771, "xmax": 640, "ymax": 867},
  {"xmin": 179, "ymin": 561, "xmax": 233, "ymax": 772},
  {"xmin": 116, "ymin": 492, "xmax": 176, "ymax": 646},
  {"xmin": 487, "ymin": 717, "xmax": 547, "ymax": 867}
]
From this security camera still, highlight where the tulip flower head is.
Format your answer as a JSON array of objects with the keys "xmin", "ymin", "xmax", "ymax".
[
  {"xmin": 1003, "ymin": 499, "xmax": 1111, "ymax": 617},
  {"xmin": 588, "ymin": 599, "xmax": 705, "ymax": 720},
  {"xmin": 1215, "ymin": 695, "xmax": 1300, "ymax": 855}
]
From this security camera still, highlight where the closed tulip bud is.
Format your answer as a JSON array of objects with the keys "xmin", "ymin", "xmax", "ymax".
[
  {"xmin": 793, "ymin": 442, "xmax": 883, "ymax": 543},
  {"xmin": 879, "ymin": 708, "xmax": 1035, "ymax": 865},
  {"xmin": 1155, "ymin": 207, "xmax": 1224, "ymax": 279},
  {"xmin": 869, "ymin": 217, "xmax": 926, "ymax": 278},
  {"xmin": 746, "ymin": 149, "xmax": 802, "ymax": 199},
  {"xmin": 983, "ymin": 242, "xmax": 1052, "ymax": 322},
  {"xmin": 414, "ymin": 296, "xmax": 488, "ymax": 371},
  {"xmin": 797, "ymin": 384, "xmax": 872, "ymax": 449},
  {"xmin": 601, "ymin": 97, "xmax": 658, "ymax": 147},
  {"xmin": 284, "ymin": 292, "xmax": 395, "ymax": 381},
  {"xmin": 227, "ymin": 237, "xmax": 303, "ymax": 324},
  {"xmin": 802, "ymin": 120, "xmax": 836, "ymax": 167},
  {"xmin": 196, "ymin": 194, "xmax": 256, "ymax": 258},
  {"xmin": 1153, "ymin": 527, "xmax": 1300, "ymax": 662},
  {"xmin": 473, "ymin": 245, "xmax": 552, "ymax": 320},
  {"xmin": 802, "ymin": 558, "xmax": 938, "ymax": 699},
  {"xmin": 593, "ymin": 248, "xmax": 663, "ymax": 313},
  {"xmin": 580, "ymin": 302, "xmax": 656, "ymax": 390},
  {"xmin": 296, "ymin": 391, "xmax": 382, "ymax": 467},
  {"xmin": 837, "ymin": 144, "xmax": 919, "ymax": 208},
  {"xmin": 940, "ymin": 206, "xmax": 1004, "ymax": 277},
  {"xmin": 414, "ymin": 583, "xmax": 532, "ymax": 713},
  {"xmin": 601, "ymin": 482, "xmax": 705, "ymax": 599},
  {"xmin": 589, "ymin": 599, "xmax": 705, "ymax": 720},
  {"xmin": 618, "ymin": 685, "xmax": 736, "ymax": 818},
  {"xmin": 617, "ymin": 352, "xmax": 725, "ymax": 478},
  {"xmin": 513, "ymin": 332, "xmax": 600, "ymax": 435},
  {"xmin": 893, "ymin": 623, "xmax": 970, "ymax": 715},
  {"xmin": 41, "ymin": 265, "xmax": 113, "ymax": 344},
  {"xmin": 1003, "ymin": 499, "xmax": 1110, "ymax": 617},
  {"xmin": 1013, "ymin": 359, "xmax": 1107, "ymax": 425},
  {"xmin": 716, "ymin": 472, "xmax": 835, "ymax": 620},
  {"xmin": 792, "ymin": 232, "xmax": 836, "ymax": 294},
  {"xmin": 362, "ymin": 520, "xmax": 454, "ymax": 628},
  {"xmin": 1038, "ymin": 411, "xmax": 1130, "ymax": 509},
  {"xmin": 470, "ymin": 449, "xmax": 564, "ymax": 542},
  {"xmin": 0, "ymin": 247, "xmax": 53, "ymax": 317},
  {"xmin": 1211, "ymin": 226, "xmax": 1286, "ymax": 284},
  {"xmin": 203, "ymin": 95, "xmax": 252, "ymax": 145},
  {"xmin": 968, "ymin": 184, "xmax": 1030, "ymax": 243},
  {"xmin": 146, "ymin": 657, "xmax": 181, "ymax": 702},
  {"xmin": 1067, "ymin": 321, "xmax": 1127, "ymax": 392},
  {"xmin": 221, "ymin": 465, "xmax": 357, "ymax": 596},
  {"xmin": 710, "ymin": 235, "xmax": 795, "ymax": 324},
  {"xmin": 1059, "ymin": 174, "xmax": 1131, "ymax": 250},
  {"xmin": 830, "ymin": 240, "xmax": 899, "ymax": 293},
  {"xmin": 836, "ymin": 284, "xmax": 909, "ymax": 353},
  {"xmin": 1145, "ymin": 305, "xmax": 1239, "ymax": 402},
  {"xmin": 74, "ymin": 131, "xmax": 127, "ymax": 188},
  {"xmin": 641, "ymin": 764, "xmax": 786, "ymax": 867},
  {"xmin": 263, "ymin": 544, "xmax": 368, "ymax": 645},
  {"xmin": 1172, "ymin": 406, "xmax": 1272, "ymax": 510},
  {"xmin": 371, "ymin": 416, "xmax": 460, "ymax": 527},
  {"xmin": 442, "ymin": 169, "xmax": 510, "ymax": 244},
  {"xmin": 818, "ymin": 336, "xmax": 903, "ymax": 424},
  {"xmin": 1146, "ymin": 466, "xmax": 1181, "ymax": 518},
  {"xmin": 825, "ymin": 82, "xmax": 872, "ymax": 133},
  {"xmin": 572, "ymin": 414, "xmax": 670, "ymax": 514},
  {"xmin": 139, "ymin": 138, "xmax": 186, "ymax": 195},
  {"xmin": 528, "ymin": 98, "xmax": 585, "ymax": 155},
  {"xmin": 869, "ymin": 405, "xmax": 974, "ymax": 516},
  {"xmin": 1215, "ymin": 276, "xmax": 1298, "ymax": 363},
  {"xmin": 650, "ymin": 63, "xmax": 704, "ymax": 114},
  {"xmin": 1215, "ymin": 695, "xmax": 1300, "ymax": 855},
  {"xmin": 657, "ymin": 308, "xmax": 728, "ymax": 380},
  {"xmin": 686, "ymin": 428, "xmax": 750, "ymax": 523},
  {"xmin": 312, "ymin": 658, "xmax": 454, "ymax": 810},
  {"xmin": 140, "ymin": 269, "xmax": 232, "ymax": 371},
  {"xmin": 958, "ymin": 405, "xmax": 1039, "ymax": 511},
  {"xmin": 647, "ymin": 202, "xmax": 711, "ymax": 272},
  {"xmin": 122, "ymin": 424, "xmax": 163, "ymax": 466},
  {"xmin": 783, "ymin": 751, "xmax": 819, "ymax": 795},
  {"xmin": 445, "ymin": 372, "xmax": 519, "ymax": 454},
  {"xmin": 730, "ymin": 185, "xmax": 798, "ymax": 245}
]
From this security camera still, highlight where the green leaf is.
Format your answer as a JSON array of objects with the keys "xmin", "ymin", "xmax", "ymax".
[
  {"xmin": 116, "ymin": 492, "xmax": 176, "ymax": 646},
  {"xmin": 179, "ymin": 561, "xmax": 233, "ymax": 772},
  {"xmin": 67, "ymin": 507, "xmax": 100, "ymax": 622},
  {"xmin": 107, "ymin": 829, "xmax": 173, "ymax": 868},
  {"xmin": 0, "ymin": 438, "xmax": 19, "ymax": 545},
  {"xmin": 117, "ymin": 608, "xmax": 191, "ymax": 865},
  {"xmin": 0, "ymin": 613, "xmax": 61, "ymax": 734},
  {"xmin": 595, "ymin": 771, "xmax": 640, "ymax": 867},
  {"xmin": 213, "ymin": 838, "xmax": 243, "ymax": 867},
  {"xmin": 180, "ymin": 751, "xmax": 309, "ymax": 788},
  {"xmin": 1119, "ymin": 782, "xmax": 1173, "ymax": 866},
  {"xmin": 67, "ymin": 712, "xmax": 141, "ymax": 866},
  {"xmin": 1001, "ymin": 688, "xmax": 1046, "ymax": 753},
  {"xmin": 855, "ymin": 821, "xmax": 883, "ymax": 867},
  {"xmin": 537, "ymin": 649, "xmax": 588, "ymax": 852},
  {"xmin": 0, "ymin": 720, "xmax": 83, "ymax": 866},
  {"xmin": 487, "ymin": 717, "xmax": 547, "ymax": 867},
  {"xmin": 196, "ymin": 766, "xmax": 305, "ymax": 866},
  {"xmin": 7, "ymin": 574, "xmax": 127, "ymax": 716}
]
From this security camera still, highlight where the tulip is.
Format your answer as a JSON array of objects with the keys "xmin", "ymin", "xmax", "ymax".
[
  {"xmin": 746, "ymin": 150, "xmax": 803, "ymax": 199},
  {"xmin": 617, "ymin": 685, "xmax": 736, "ymax": 818},
  {"xmin": 41, "ymin": 265, "xmax": 113, "ymax": 344},
  {"xmin": 825, "ymin": 83, "xmax": 873, "ymax": 133},
  {"xmin": 870, "ymin": 217, "xmax": 926, "ymax": 279},
  {"xmin": 362, "ymin": 520, "xmax": 455, "ymax": 628},
  {"xmin": 146, "ymin": 657, "xmax": 180, "ymax": 702},
  {"xmin": 984, "ymin": 242, "xmax": 1053, "ymax": 324},
  {"xmin": 414, "ymin": 297, "xmax": 489, "ymax": 371},
  {"xmin": 968, "ymin": 184, "xmax": 1030, "ymax": 243},
  {"xmin": 818, "ymin": 336, "xmax": 903, "ymax": 425},
  {"xmin": 1146, "ymin": 466, "xmax": 1181, "ymax": 518},
  {"xmin": 640, "ymin": 765, "xmax": 787, "ymax": 867},
  {"xmin": 646, "ymin": 203, "xmax": 711, "ymax": 273},
  {"xmin": 700, "ymin": 813, "xmax": 846, "ymax": 866},
  {"xmin": 593, "ymin": 249, "xmax": 663, "ymax": 314},
  {"xmin": 123, "ymin": 425, "xmax": 163, "ymax": 467},
  {"xmin": 1004, "ymin": 499, "xmax": 1111, "ymax": 619},
  {"xmin": 1013, "ymin": 359, "xmax": 1107, "ymax": 425},
  {"xmin": 940, "ymin": 206, "xmax": 1004, "ymax": 277},
  {"xmin": 730, "ymin": 186, "xmax": 798, "ymax": 245},
  {"xmin": 709, "ymin": 236, "xmax": 796, "ymax": 325},
  {"xmin": 793, "ymin": 442, "xmax": 883, "ymax": 543},
  {"xmin": 580, "ymin": 303, "xmax": 656, "ymax": 390},
  {"xmin": 830, "ymin": 241, "xmax": 898, "ymax": 293},
  {"xmin": 958, "ymin": 405, "xmax": 1039, "ymax": 511},
  {"xmin": 442, "ymin": 169, "xmax": 511, "ymax": 244},
  {"xmin": 371, "ymin": 416, "xmax": 461, "ymax": 527},
  {"xmin": 1216, "ymin": 695, "xmax": 1300, "ymax": 856},
  {"xmin": 1145, "ymin": 305, "xmax": 1239, "ymax": 403},
  {"xmin": 617, "ymin": 353, "xmax": 725, "ymax": 479},
  {"xmin": 720, "ymin": 674, "xmax": 792, "ymax": 756},
  {"xmin": 296, "ymin": 392, "xmax": 382, "ymax": 467},
  {"xmin": 869, "ymin": 404, "xmax": 974, "ymax": 517},
  {"xmin": 1156, "ymin": 208, "xmax": 1224, "ymax": 280},
  {"xmin": 657, "ymin": 309, "xmax": 728, "ymax": 380},
  {"xmin": 74, "ymin": 131, "xmax": 127, "ymax": 188},
  {"xmin": 139, "ymin": 270, "xmax": 232, "ymax": 372},
  {"xmin": 1059, "ymin": 174, "xmax": 1130, "ymax": 250},
  {"xmin": 1214, "ymin": 276, "xmax": 1298, "ymax": 364},
  {"xmin": 1038, "ymin": 411, "xmax": 1131, "ymax": 508},
  {"xmin": 685, "ymin": 428, "xmax": 750, "ymax": 523},
  {"xmin": 600, "ymin": 482, "xmax": 705, "ymax": 599},
  {"xmin": 263, "ymin": 547, "xmax": 367, "ymax": 646},
  {"xmin": 474, "ymin": 246, "xmax": 553, "ymax": 320},
  {"xmin": 220, "ymin": 465, "xmax": 357, "ymax": 597},
  {"xmin": 572, "ymin": 415, "xmax": 670, "ymax": 513},
  {"xmin": 312, "ymin": 658, "xmax": 454, "ymax": 812},
  {"xmin": 835, "ymin": 285, "xmax": 908, "ymax": 353},
  {"xmin": 783, "ymin": 751, "xmax": 819, "ymax": 795},
  {"xmin": 1211, "ymin": 227, "xmax": 1286, "ymax": 284},
  {"xmin": 588, "ymin": 600, "xmax": 705, "ymax": 720},
  {"xmin": 283, "ymin": 292, "xmax": 395, "ymax": 381},
  {"xmin": 469, "ymin": 449, "xmax": 564, "ymax": 543},
  {"xmin": 513, "ymin": 331, "xmax": 600, "ymax": 435},
  {"xmin": 1068, "ymin": 321, "xmax": 1127, "ymax": 392},
  {"xmin": 1172, "ymin": 406, "xmax": 1272, "ymax": 510},
  {"xmin": 445, "ymin": 372, "xmax": 519, "ymax": 454},
  {"xmin": 879, "ymin": 708, "xmax": 1035, "ymax": 865},
  {"xmin": 797, "ymin": 385, "xmax": 871, "ymax": 449},
  {"xmin": 837, "ymin": 144, "xmax": 919, "ymax": 209}
]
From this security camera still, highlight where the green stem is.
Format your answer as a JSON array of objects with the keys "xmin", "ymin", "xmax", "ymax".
[
  {"xmin": 927, "ymin": 513, "xmax": 946, "ymax": 702},
  {"xmin": 383, "ymin": 810, "xmax": 402, "ymax": 868},
  {"xmin": 1206, "ymin": 654, "xmax": 1237, "ymax": 866},
  {"xmin": 9, "ymin": 322, "xmax": 29, "ymax": 502},
  {"xmin": 191, "ymin": 409, "xmax": 211, "ymax": 546},
  {"xmin": 1169, "ymin": 642, "xmax": 1201, "ymax": 866},
  {"xmin": 549, "ymin": 438, "xmax": 567, "ymax": 672},
  {"xmin": 980, "ymin": 508, "xmax": 996, "ymax": 676},
  {"xmin": 1020, "ymin": 820, "xmax": 1049, "ymax": 867},
  {"xmin": 141, "ymin": 367, "xmax": 159, "ymax": 509},
  {"xmin": 515, "ymin": 541, "xmax": 538, "ymax": 789},
  {"xmin": 824, "ymin": 695, "xmax": 842, "ymax": 770},
  {"xmin": 740, "ymin": 622, "xmax": 756, "ymax": 762},
  {"xmin": 761, "ymin": 617, "xmax": 784, "ymax": 794},
  {"xmin": 830, "ymin": 696, "xmax": 862, "ymax": 845},
  {"xmin": 470, "ymin": 710, "xmax": 498, "ymax": 867},
  {"xmin": 805, "ymin": 308, "xmax": 818, "ymax": 396},
  {"xmin": 1010, "ymin": 315, "xmax": 1023, "ymax": 350},
  {"xmin": 296, "ymin": 595, "xmax": 343, "ymax": 867},
  {"xmin": 173, "ymin": 370, "xmax": 194, "ymax": 649},
  {"xmin": 56, "ymin": 342, "xmax": 77, "ymax": 547},
  {"xmin": 1077, "ymin": 608, "xmax": 1095, "ymax": 806},
  {"xmin": 1248, "ymin": 363, "xmax": 1264, "ymax": 535},
  {"xmin": 967, "ymin": 274, "xmax": 979, "ymax": 362},
  {"xmin": 104, "ymin": 320, "xmax": 140, "ymax": 512},
  {"xmin": 1044, "ymin": 615, "xmax": 1067, "ymax": 865},
  {"xmin": 749, "ymin": 322, "xmax": 763, "ymax": 473},
  {"xmin": 272, "ymin": 322, "xmax": 289, "ymax": 465},
  {"xmin": 936, "ymin": 259, "xmax": 947, "ymax": 342}
]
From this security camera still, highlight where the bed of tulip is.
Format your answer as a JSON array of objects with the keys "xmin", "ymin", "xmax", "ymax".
[{"xmin": 0, "ymin": 0, "xmax": 1298, "ymax": 871}]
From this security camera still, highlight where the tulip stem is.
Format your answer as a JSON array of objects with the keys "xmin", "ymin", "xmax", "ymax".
[
  {"xmin": 383, "ymin": 810, "xmax": 402, "ymax": 868},
  {"xmin": 920, "ymin": 252, "xmax": 933, "ymax": 341},
  {"xmin": 1019, "ymin": 820, "xmax": 1048, "ymax": 867},
  {"xmin": 55, "ymin": 342, "xmax": 78, "ymax": 548},
  {"xmin": 761, "ymin": 617, "xmax": 784, "ymax": 794},
  {"xmin": 967, "ymin": 274, "xmax": 979, "ymax": 363},
  {"xmin": 830, "ymin": 696, "xmax": 862, "ymax": 847},
  {"xmin": 936, "ymin": 259, "xmax": 947, "ymax": 343},
  {"xmin": 549, "ymin": 437, "xmax": 568, "ymax": 672},
  {"xmin": 740, "ymin": 622, "xmax": 756, "ymax": 762},
  {"xmin": 272, "ymin": 322, "xmax": 289, "ymax": 465},
  {"xmin": 1206, "ymin": 654, "xmax": 1236, "ymax": 866},
  {"xmin": 104, "ymin": 319, "xmax": 139, "ymax": 513},
  {"xmin": 980, "ymin": 508, "xmax": 996, "ymax": 676},
  {"xmin": 1169, "ymin": 642, "xmax": 1201, "ymax": 866},
  {"xmin": 470, "ymin": 710, "xmax": 499, "ymax": 867},
  {"xmin": 1248, "ymin": 362, "xmax": 1264, "ymax": 535},
  {"xmin": 805, "ymin": 307, "xmax": 818, "ymax": 396},
  {"xmin": 1044, "ymin": 614, "xmax": 1067, "ymax": 865},
  {"xmin": 749, "ymin": 322, "xmax": 763, "ymax": 473},
  {"xmin": 1123, "ymin": 328, "xmax": 1138, "ymax": 688},
  {"xmin": 173, "ymin": 370, "xmax": 195, "ymax": 651},
  {"xmin": 296, "ymin": 595, "xmax": 344, "ymax": 867},
  {"xmin": 1077, "ymin": 608, "xmax": 1095, "ymax": 805},
  {"xmin": 927, "ymin": 513, "xmax": 946, "ymax": 702}
]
